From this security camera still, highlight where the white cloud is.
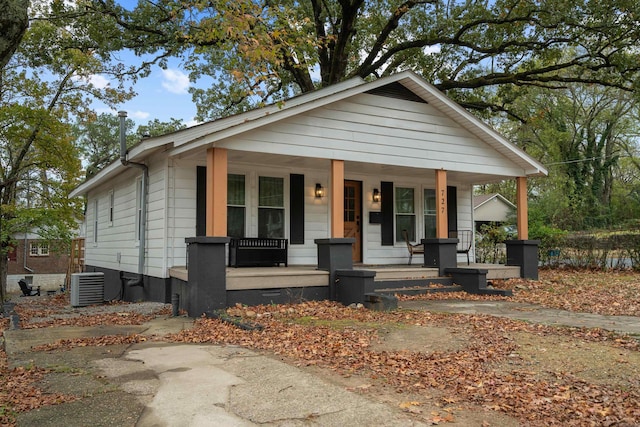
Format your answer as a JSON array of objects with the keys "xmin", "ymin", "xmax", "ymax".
[
  {"xmin": 161, "ymin": 69, "xmax": 190, "ymax": 94},
  {"xmin": 74, "ymin": 74, "xmax": 110, "ymax": 89},
  {"xmin": 95, "ymin": 108, "xmax": 150, "ymax": 120},
  {"xmin": 88, "ymin": 75, "xmax": 110, "ymax": 88},
  {"xmin": 185, "ymin": 118, "xmax": 202, "ymax": 127},
  {"xmin": 424, "ymin": 45, "xmax": 441, "ymax": 55},
  {"xmin": 129, "ymin": 110, "xmax": 150, "ymax": 120}
]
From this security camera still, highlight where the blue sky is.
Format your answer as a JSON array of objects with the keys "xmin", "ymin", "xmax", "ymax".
[{"xmin": 91, "ymin": 54, "xmax": 200, "ymax": 128}]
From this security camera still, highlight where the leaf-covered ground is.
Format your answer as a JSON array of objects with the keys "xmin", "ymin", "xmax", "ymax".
[
  {"xmin": 402, "ymin": 268, "xmax": 640, "ymax": 317},
  {"xmin": 2, "ymin": 269, "xmax": 640, "ymax": 426}
]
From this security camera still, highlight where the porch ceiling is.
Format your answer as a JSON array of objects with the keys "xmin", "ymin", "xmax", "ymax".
[{"xmin": 180, "ymin": 150, "xmax": 514, "ymax": 185}]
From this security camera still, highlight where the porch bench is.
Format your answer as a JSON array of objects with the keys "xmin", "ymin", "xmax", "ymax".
[{"xmin": 229, "ymin": 238, "xmax": 288, "ymax": 267}]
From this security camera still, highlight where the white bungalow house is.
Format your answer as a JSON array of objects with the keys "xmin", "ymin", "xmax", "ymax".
[
  {"xmin": 473, "ymin": 193, "xmax": 517, "ymax": 231},
  {"xmin": 70, "ymin": 70, "xmax": 546, "ymax": 309}
]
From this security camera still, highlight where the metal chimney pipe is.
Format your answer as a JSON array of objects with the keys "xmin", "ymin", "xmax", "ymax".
[{"xmin": 118, "ymin": 110, "xmax": 128, "ymax": 165}]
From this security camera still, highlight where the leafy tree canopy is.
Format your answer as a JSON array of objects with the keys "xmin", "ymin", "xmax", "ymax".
[
  {"xmin": 71, "ymin": 0, "xmax": 640, "ymax": 120},
  {"xmin": 74, "ymin": 113, "xmax": 187, "ymax": 178},
  {"xmin": 0, "ymin": 0, "xmax": 136, "ymax": 299}
]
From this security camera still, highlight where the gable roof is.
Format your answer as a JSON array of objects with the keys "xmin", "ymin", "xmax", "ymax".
[
  {"xmin": 70, "ymin": 71, "xmax": 547, "ymax": 197},
  {"xmin": 473, "ymin": 193, "xmax": 516, "ymax": 210}
]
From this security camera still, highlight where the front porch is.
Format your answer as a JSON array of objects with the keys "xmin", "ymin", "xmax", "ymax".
[
  {"xmin": 168, "ymin": 237, "xmax": 535, "ymax": 316},
  {"xmin": 169, "ymin": 263, "xmax": 521, "ymax": 290}
]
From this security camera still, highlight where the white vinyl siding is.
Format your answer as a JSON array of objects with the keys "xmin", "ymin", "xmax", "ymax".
[
  {"xmin": 166, "ymin": 162, "xmax": 196, "ymax": 270},
  {"xmin": 83, "ymin": 161, "xmax": 168, "ymax": 278},
  {"xmin": 216, "ymin": 93, "xmax": 525, "ymax": 179}
]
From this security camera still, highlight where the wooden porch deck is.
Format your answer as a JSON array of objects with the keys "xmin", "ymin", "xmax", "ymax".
[{"xmin": 169, "ymin": 263, "xmax": 521, "ymax": 290}]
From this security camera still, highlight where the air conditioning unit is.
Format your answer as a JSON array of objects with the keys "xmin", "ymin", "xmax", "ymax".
[{"xmin": 71, "ymin": 272, "xmax": 105, "ymax": 307}]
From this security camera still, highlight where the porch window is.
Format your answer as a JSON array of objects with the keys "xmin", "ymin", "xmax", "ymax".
[
  {"xmin": 258, "ymin": 176, "xmax": 284, "ymax": 238},
  {"xmin": 395, "ymin": 187, "xmax": 415, "ymax": 242},
  {"xmin": 424, "ymin": 189, "xmax": 436, "ymax": 238},
  {"xmin": 227, "ymin": 174, "xmax": 246, "ymax": 238}
]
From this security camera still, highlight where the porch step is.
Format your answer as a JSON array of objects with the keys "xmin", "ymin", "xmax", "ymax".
[
  {"xmin": 374, "ymin": 284, "xmax": 463, "ymax": 296},
  {"xmin": 368, "ymin": 267, "xmax": 441, "ymax": 281},
  {"xmin": 374, "ymin": 277, "xmax": 462, "ymax": 295}
]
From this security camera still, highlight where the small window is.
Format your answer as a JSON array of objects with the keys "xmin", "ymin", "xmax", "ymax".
[
  {"xmin": 93, "ymin": 199, "xmax": 99, "ymax": 243},
  {"xmin": 395, "ymin": 187, "xmax": 415, "ymax": 242},
  {"xmin": 30, "ymin": 242, "xmax": 49, "ymax": 256},
  {"xmin": 135, "ymin": 178, "xmax": 143, "ymax": 242},
  {"xmin": 258, "ymin": 176, "xmax": 284, "ymax": 238},
  {"xmin": 227, "ymin": 174, "xmax": 246, "ymax": 238},
  {"xmin": 108, "ymin": 190, "xmax": 114, "ymax": 226}
]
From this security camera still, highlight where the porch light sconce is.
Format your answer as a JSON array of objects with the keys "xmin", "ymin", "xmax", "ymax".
[
  {"xmin": 315, "ymin": 183, "xmax": 325, "ymax": 198},
  {"xmin": 372, "ymin": 188, "xmax": 381, "ymax": 203}
]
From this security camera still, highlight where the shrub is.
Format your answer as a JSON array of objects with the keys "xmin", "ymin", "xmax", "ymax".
[{"xmin": 529, "ymin": 224, "xmax": 567, "ymax": 266}]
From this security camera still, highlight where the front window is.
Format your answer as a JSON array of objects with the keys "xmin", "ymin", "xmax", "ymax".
[
  {"xmin": 30, "ymin": 242, "xmax": 49, "ymax": 256},
  {"xmin": 395, "ymin": 187, "xmax": 415, "ymax": 242},
  {"xmin": 424, "ymin": 189, "xmax": 436, "ymax": 239},
  {"xmin": 258, "ymin": 176, "xmax": 284, "ymax": 238},
  {"xmin": 227, "ymin": 174, "xmax": 246, "ymax": 238}
]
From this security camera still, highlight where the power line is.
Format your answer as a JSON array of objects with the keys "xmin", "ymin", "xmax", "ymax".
[{"xmin": 545, "ymin": 155, "xmax": 621, "ymax": 166}]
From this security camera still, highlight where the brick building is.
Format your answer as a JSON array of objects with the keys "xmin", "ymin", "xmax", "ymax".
[{"xmin": 7, "ymin": 232, "xmax": 70, "ymax": 293}]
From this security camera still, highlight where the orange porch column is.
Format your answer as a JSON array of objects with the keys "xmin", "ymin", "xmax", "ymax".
[
  {"xmin": 516, "ymin": 176, "xmax": 529, "ymax": 240},
  {"xmin": 435, "ymin": 169, "xmax": 448, "ymax": 238},
  {"xmin": 331, "ymin": 160, "xmax": 344, "ymax": 238},
  {"xmin": 206, "ymin": 147, "xmax": 228, "ymax": 236}
]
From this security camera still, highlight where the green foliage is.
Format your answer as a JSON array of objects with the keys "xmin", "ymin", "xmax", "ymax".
[
  {"xmin": 73, "ymin": 113, "xmax": 135, "ymax": 178},
  {"xmin": 475, "ymin": 223, "xmax": 511, "ymax": 264},
  {"xmin": 497, "ymin": 81, "xmax": 640, "ymax": 231},
  {"xmin": 135, "ymin": 118, "xmax": 187, "ymax": 139},
  {"xmin": 0, "ymin": 1, "xmax": 136, "ymax": 300},
  {"xmin": 74, "ymin": 114, "xmax": 187, "ymax": 178},
  {"xmin": 80, "ymin": 0, "xmax": 640, "ymax": 119},
  {"xmin": 529, "ymin": 223, "xmax": 567, "ymax": 265}
]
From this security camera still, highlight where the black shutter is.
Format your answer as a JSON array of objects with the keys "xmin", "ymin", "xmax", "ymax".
[
  {"xmin": 447, "ymin": 186, "xmax": 458, "ymax": 237},
  {"xmin": 290, "ymin": 174, "xmax": 305, "ymax": 244},
  {"xmin": 381, "ymin": 181, "xmax": 394, "ymax": 246},
  {"xmin": 196, "ymin": 166, "xmax": 207, "ymax": 236}
]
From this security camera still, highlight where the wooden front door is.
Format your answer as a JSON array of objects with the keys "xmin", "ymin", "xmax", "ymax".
[{"xmin": 344, "ymin": 180, "xmax": 362, "ymax": 262}]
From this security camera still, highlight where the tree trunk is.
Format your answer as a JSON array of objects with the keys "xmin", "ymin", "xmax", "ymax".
[
  {"xmin": 0, "ymin": 0, "xmax": 29, "ymax": 70},
  {"xmin": 0, "ymin": 246, "xmax": 8, "ymax": 301}
]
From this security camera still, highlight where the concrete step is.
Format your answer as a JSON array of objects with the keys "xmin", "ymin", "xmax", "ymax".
[
  {"xmin": 372, "ymin": 274, "xmax": 461, "ymax": 297},
  {"xmin": 374, "ymin": 284, "xmax": 463, "ymax": 296}
]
